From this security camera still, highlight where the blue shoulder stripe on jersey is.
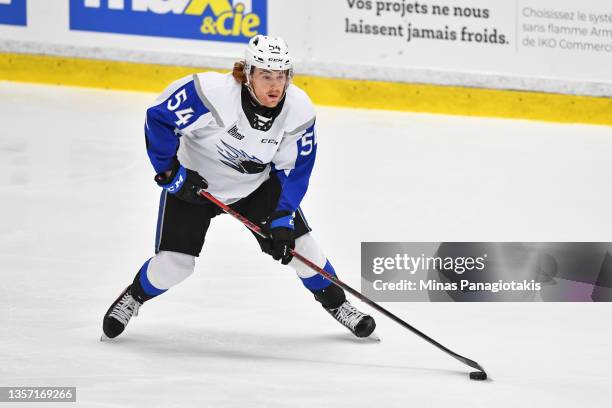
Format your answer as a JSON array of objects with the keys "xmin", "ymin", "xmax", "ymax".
[
  {"xmin": 273, "ymin": 123, "xmax": 317, "ymax": 214},
  {"xmin": 300, "ymin": 260, "xmax": 337, "ymax": 291},
  {"xmin": 145, "ymin": 80, "xmax": 210, "ymax": 173}
]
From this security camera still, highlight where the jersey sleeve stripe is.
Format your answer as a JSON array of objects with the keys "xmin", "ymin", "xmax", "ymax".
[
  {"xmin": 193, "ymin": 74, "xmax": 225, "ymax": 128},
  {"xmin": 286, "ymin": 117, "xmax": 315, "ymax": 135}
]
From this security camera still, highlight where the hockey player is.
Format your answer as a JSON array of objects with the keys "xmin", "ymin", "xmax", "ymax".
[{"xmin": 102, "ymin": 35, "xmax": 376, "ymax": 340}]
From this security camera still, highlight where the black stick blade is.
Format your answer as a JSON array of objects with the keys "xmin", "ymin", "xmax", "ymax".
[{"xmin": 469, "ymin": 371, "xmax": 488, "ymax": 381}]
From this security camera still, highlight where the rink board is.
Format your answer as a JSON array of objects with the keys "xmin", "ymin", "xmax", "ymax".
[{"xmin": 1, "ymin": 52, "xmax": 611, "ymax": 126}]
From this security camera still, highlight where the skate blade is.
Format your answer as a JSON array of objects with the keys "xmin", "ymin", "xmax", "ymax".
[
  {"xmin": 354, "ymin": 332, "xmax": 381, "ymax": 342},
  {"xmin": 100, "ymin": 334, "xmax": 111, "ymax": 342},
  {"xmin": 368, "ymin": 332, "xmax": 381, "ymax": 342}
]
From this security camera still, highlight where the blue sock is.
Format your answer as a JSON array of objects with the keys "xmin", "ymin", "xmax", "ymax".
[
  {"xmin": 300, "ymin": 260, "xmax": 337, "ymax": 291},
  {"xmin": 131, "ymin": 258, "xmax": 167, "ymax": 302}
]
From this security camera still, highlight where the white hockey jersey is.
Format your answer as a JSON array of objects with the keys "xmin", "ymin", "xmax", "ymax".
[{"xmin": 145, "ymin": 72, "xmax": 317, "ymax": 213}]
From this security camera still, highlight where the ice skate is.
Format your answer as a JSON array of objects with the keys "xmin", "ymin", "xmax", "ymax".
[
  {"xmin": 325, "ymin": 300, "xmax": 376, "ymax": 338},
  {"xmin": 102, "ymin": 285, "xmax": 142, "ymax": 340}
]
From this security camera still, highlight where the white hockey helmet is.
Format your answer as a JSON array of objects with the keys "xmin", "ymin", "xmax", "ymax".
[{"xmin": 244, "ymin": 35, "xmax": 293, "ymax": 84}]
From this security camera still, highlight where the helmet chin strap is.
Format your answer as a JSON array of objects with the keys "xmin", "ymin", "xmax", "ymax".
[{"xmin": 245, "ymin": 83, "xmax": 266, "ymax": 106}]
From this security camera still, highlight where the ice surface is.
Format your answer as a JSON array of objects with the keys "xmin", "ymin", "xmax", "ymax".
[{"xmin": 1, "ymin": 81, "xmax": 611, "ymax": 407}]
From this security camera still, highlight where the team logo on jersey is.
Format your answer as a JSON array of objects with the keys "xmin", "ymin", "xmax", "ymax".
[
  {"xmin": 70, "ymin": 0, "xmax": 267, "ymax": 43},
  {"xmin": 0, "ymin": 0, "xmax": 27, "ymax": 26},
  {"xmin": 227, "ymin": 124, "xmax": 245, "ymax": 140},
  {"xmin": 217, "ymin": 140, "xmax": 267, "ymax": 174}
]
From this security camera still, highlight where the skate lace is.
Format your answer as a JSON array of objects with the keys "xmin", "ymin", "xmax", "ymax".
[
  {"xmin": 332, "ymin": 302, "xmax": 364, "ymax": 330},
  {"xmin": 109, "ymin": 292, "xmax": 141, "ymax": 325}
]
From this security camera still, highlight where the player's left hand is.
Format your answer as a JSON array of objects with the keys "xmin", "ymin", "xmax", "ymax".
[{"xmin": 264, "ymin": 211, "xmax": 295, "ymax": 265}]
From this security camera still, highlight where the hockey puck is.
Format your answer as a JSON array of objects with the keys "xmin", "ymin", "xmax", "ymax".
[{"xmin": 469, "ymin": 371, "xmax": 487, "ymax": 381}]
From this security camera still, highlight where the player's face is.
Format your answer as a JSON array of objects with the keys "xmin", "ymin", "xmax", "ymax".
[{"xmin": 250, "ymin": 68, "xmax": 288, "ymax": 108}]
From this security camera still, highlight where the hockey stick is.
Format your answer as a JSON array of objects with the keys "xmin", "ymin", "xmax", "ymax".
[{"xmin": 198, "ymin": 190, "xmax": 488, "ymax": 380}]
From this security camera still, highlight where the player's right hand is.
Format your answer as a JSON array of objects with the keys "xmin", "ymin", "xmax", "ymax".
[{"xmin": 154, "ymin": 158, "xmax": 209, "ymax": 205}]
